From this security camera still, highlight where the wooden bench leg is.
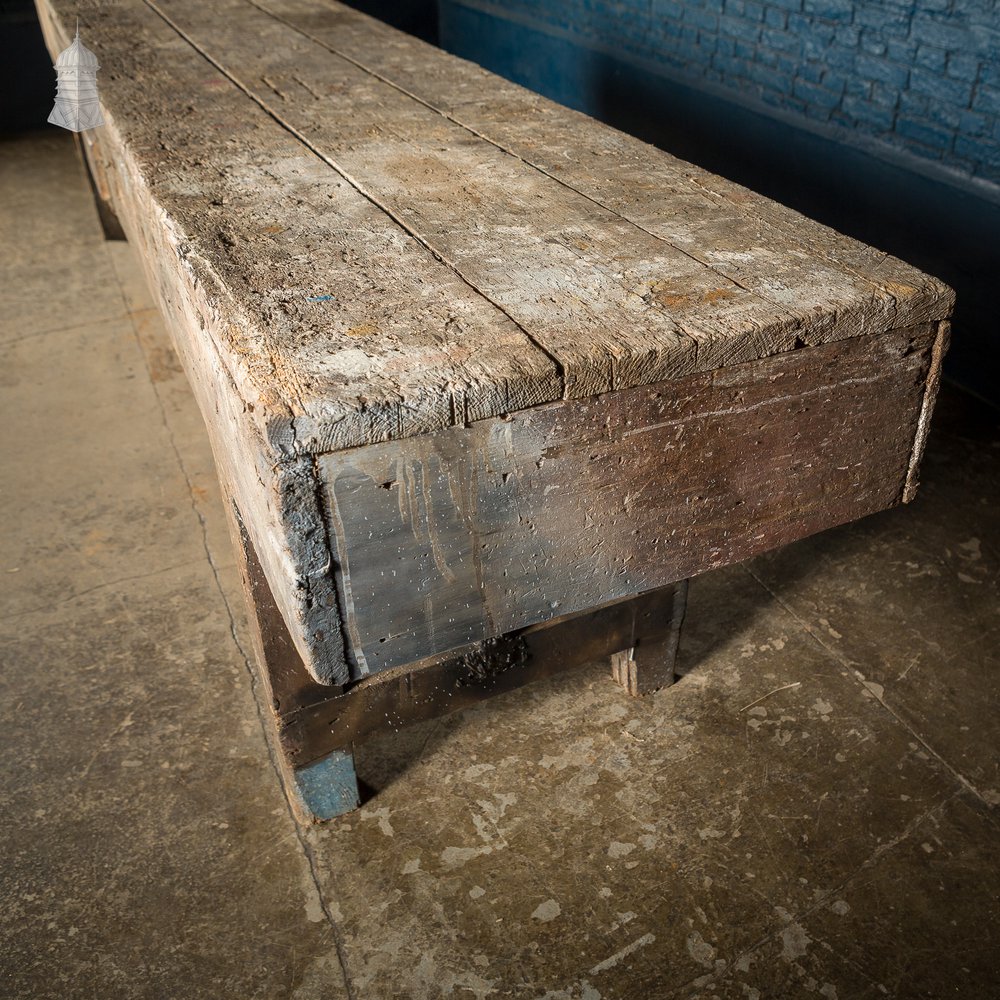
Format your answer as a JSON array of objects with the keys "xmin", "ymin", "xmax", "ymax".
[
  {"xmin": 610, "ymin": 579, "xmax": 689, "ymax": 696},
  {"xmin": 74, "ymin": 132, "xmax": 127, "ymax": 241},
  {"xmin": 288, "ymin": 748, "xmax": 360, "ymax": 821}
]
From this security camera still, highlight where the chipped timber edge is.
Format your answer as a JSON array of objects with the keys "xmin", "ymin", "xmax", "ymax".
[
  {"xmin": 903, "ymin": 320, "xmax": 951, "ymax": 503},
  {"xmin": 35, "ymin": 0, "xmax": 351, "ymax": 684}
]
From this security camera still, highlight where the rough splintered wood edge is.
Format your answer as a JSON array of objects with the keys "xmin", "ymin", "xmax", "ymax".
[
  {"xmin": 34, "ymin": 0, "xmax": 351, "ymax": 684},
  {"xmin": 903, "ymin": 320, "xmax": 950, "ymax": 503}
]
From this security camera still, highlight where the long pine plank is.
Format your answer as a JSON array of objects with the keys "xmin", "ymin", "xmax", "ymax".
[{"xmin": 253, "ymin": 0, "xmax": 953, "ymax": 334}]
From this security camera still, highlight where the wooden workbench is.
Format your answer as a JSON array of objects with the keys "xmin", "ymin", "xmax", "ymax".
[{"xmin": 37, "ymin": 0, "xmax": 952, "ymax": 819}]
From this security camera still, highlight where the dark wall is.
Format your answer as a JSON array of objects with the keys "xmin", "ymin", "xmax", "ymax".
[
  {"xmin": 436, "ymin": 0, "xmax": 1000, "ymax": 407},
  {"xmin": 343, "ymin": 0, "xmax": 438, "ymax": 43},
  {"xmin": 0, "ymin": 0, "xmax": 55, "ymax": 132},
  {"xmin": 439, "ymin": 0, "xmax": 1000, "ymax": 186}
]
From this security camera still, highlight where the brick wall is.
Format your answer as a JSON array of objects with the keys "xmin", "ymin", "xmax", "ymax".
[{"xmin": 453, "ymin": 0, "xmax": 1000, "ymax": 186}]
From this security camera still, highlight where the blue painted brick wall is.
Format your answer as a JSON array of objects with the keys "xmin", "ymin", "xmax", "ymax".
[{"xmin": 456, "ymin": 0, "xmax": 1000, "ymax": 185}]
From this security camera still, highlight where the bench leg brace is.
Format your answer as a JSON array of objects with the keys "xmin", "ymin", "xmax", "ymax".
[
  {"xmin": 226, "ymin": 488, "xmax": 689, "ymax": 820},
  {"xmin": 610, "ymin": 579, "xmax": 689, "ymax": 696}
]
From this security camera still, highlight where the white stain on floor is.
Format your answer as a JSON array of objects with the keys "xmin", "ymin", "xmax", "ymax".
[
  {"xmin": 531, "ymin": 898, "xmax": 561, "ymax": 922},
  {"xmin": 779, "ymin": 921, "xmax": 812, "ymax": 960},
  {"xmin": 589, "ymin": 933, "xmax": 655, "ymax": 974},
  {"xmin": 686, "ymin": 930, "xmax": 717, "ymax": 968},
  {"xmin": 607, "ymin": 841, "xmax": 636, "ymax": 858}
]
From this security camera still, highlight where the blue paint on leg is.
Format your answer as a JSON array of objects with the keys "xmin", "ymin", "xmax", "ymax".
[{"xmin": 293, "ymin": 749, "xmax": 360, "ymax": 821}]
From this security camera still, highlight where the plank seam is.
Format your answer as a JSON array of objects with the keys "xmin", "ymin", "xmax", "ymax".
[{"xmin": 244, "ymin": 0, "xmax": 755, "ymax": 299}]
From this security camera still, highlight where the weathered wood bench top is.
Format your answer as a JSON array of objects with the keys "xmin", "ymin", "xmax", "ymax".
[{"xmin": 38, "ymin": 0, "xmax": 952, "ymax": 694}]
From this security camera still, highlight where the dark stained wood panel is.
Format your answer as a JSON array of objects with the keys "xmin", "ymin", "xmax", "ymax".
[{"xmin": 320, "ymin": 324, "xmax": 942, "ymax": 673}]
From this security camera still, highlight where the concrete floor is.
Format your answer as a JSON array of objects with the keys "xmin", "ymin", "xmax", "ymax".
[{"xmin": 1, "ymin": 130, "xmax": 997, "ymax": 1000}]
